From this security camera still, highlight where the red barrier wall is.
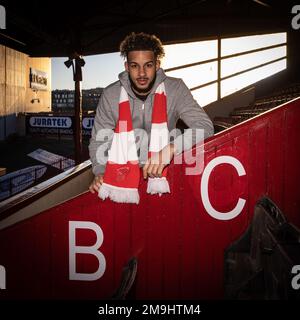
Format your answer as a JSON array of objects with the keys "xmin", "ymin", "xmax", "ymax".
[{"xmin": 0, "ymin": 98, "xmax": 299, "ymax": 299}]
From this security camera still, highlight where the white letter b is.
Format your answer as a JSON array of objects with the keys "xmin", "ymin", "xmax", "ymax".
[{"xmin": 69, "ymin": 221, "xmax": 106, "ymax": 281}]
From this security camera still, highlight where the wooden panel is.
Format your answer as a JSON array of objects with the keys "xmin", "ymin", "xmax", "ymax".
[
  {"xmin": 113, "ymin": 202, "xmax": 132, "ymax": 296},
  {"xmin": 89, "ymin": 196, "xmax": 115, "ymax": 299},
  {"xmin": 248, "ymin": 122, "xmax": 268, "ymax": 212},
  {"xmin": 283, "ymin": 102, "xmax": 300, "ymax": 226},
  {"xmin": 130, "ymin": 180, "xmax": 147, "ymax": 298},
  {"xmin": 229, "ymin": 132, "xmax": 251, "ymax": 239},
  {"xmin": 161, "ymin": 164, "xmax": 181, "ymax": 299},
  {"xmin": 0, "ymin": 97, "xmax": 299, "ymax": 299},
  {"xmin": 180, "ymin": 149, "xmax": 205, "ymax": 299},
  {"xmin": 50, "ymin": 205, "xmax": 71, "ymax": 298},
  {"xmin": 267, "ymin": 111, "xmax": 284, "ymax": 208},
  {"xmin": 32, "ymin": 211, "xmax": 52, "ymax": 298}
]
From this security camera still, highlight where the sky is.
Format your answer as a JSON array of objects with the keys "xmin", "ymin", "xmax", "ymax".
[
  {"xmin": 50, "ymin": 41, "xmax": 218, "ymax": 91},
  {"xmin": 51, "ymin": 33, "xmax": 287, "ymax": 106},
  {"xmin": 51, "ymin": 41, "xmax": 217, "ymax": 90},
  {"xmin": 51, "ymin": 52, "xmax": 125, "ymax": 90}
]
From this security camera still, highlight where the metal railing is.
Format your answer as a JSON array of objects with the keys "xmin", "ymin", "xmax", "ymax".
[{"xmin": 0, "ymin": 155, "xmax": 75, "ymax": 201}]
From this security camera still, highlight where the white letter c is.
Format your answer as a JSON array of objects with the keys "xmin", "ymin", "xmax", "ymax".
[{"xmin": 201, "ymin": 156, "xmax": 246, "ymax": 221}]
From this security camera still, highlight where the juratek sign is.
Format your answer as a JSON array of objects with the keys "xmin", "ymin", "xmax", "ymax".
[{"xmin": 29, "ymin": 116, "xmax": 72, "ymax": 128}]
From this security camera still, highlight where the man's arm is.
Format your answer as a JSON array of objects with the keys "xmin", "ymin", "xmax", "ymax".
[
  {"xmin": 143, "ymin": 143, "xmax": 176, "ymax": 179},
  {"xmin": 143, "ymin": 80, "xmax": 214, "ymax": 178},
  {"xmin": 88, "ymin": 90, "xmax": 115, "ymax": 191},
  {"xmin": 172, "ymin": 79, "xmax": 214, "ymax": 154}
]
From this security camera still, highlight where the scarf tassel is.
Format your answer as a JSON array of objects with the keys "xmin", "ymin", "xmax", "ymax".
[
  {"xmin": 99, "ymin": 183, "xmax": 140, "ymax": 204},
  {"xmin": 147, "ymin": 177, "xmax": 170, "ymax": 196}
]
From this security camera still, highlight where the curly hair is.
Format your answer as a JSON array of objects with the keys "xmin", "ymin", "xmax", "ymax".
[{"xmin": 120, "ymin": 32, "xmax": 165, "ymax": 60}]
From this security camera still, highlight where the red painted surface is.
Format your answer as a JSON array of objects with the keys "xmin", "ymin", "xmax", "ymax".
[{"xmin": 0, "ymin": 98, "xmax": 299, "ymax": 299}]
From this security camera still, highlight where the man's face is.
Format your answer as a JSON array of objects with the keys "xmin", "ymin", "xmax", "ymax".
[{"xmin": 125, "ymin": 50, "xmax": 160, "ymax": 95}]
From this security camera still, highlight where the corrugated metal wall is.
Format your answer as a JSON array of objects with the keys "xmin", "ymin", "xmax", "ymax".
[
  {"xmin": 0, "ymin": 45, "xmax": 6, "ymax": 123},
  {"xmin": 0, "ymin": 46, "xmax": 26, "ymax": 117},
  {"xmin": 0, "ymin": 45, "xmax": 51, "ymax": 140}
]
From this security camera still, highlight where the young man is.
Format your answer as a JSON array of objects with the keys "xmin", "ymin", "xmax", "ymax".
[{"xmin": 89, "ymin": 32, "xmax": 214, "ymax": 200}]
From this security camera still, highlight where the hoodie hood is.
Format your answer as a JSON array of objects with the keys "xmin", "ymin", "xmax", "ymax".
[{"xmin": 118, "ymin": 68, "xmax": 167, "ymax": 98}]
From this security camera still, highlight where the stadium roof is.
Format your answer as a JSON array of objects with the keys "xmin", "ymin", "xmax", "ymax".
[{"xmin": 0, "ymin": 0, "xmax": 295, "ymax": 57}]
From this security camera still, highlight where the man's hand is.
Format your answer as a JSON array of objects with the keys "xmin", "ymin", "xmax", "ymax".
[
  {"xmin": 89, "ymin": 174, "xmax": 104, "ymax": 193},
  {"xmin": 143, "ymin": 143, "xmax": 176, "ymax": 179}
]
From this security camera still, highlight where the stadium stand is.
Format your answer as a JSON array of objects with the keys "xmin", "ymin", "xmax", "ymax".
[{"xmin": 214, "ymin": 83, "xmax": 300, "ymax": 132}]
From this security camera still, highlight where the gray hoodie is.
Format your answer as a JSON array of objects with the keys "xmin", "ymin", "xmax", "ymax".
[{"xmin": 89, "ymin": 68, "xmax": 214, "ymax": 176}]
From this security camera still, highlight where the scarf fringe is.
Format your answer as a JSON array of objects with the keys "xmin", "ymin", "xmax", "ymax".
[
  {"xmin": 99, "ymin": 184, "xmax": 140, "ymax": 204},
  {"xmin": 147, "ymin": 177, "xmax": 170, "ymax": 196}
]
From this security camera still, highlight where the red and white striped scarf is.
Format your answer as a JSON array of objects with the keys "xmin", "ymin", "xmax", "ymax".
[{"xmin": 98, "ymin": 82, "xmax": 170, "ymax": 204}]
